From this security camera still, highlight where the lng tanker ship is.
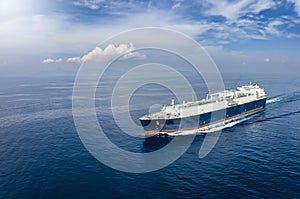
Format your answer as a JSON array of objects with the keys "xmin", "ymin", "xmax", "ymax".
[{"xmin": 139, "ymin": 82, "xmax": 267, "ymax": 137}]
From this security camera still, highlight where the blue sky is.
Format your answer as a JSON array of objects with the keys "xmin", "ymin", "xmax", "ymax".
[{"xmin": 1, "ymin": 0, "xmax": 300, "ymax": 76}]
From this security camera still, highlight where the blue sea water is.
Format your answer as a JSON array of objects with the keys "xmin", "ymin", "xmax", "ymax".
[{"xmin": 0, "ymin": 73, "xmax": 299, "ymax": 198}]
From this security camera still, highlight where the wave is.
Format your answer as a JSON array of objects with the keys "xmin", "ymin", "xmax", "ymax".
[
  {"xmin": 0, "ymin": 108, "xmax": 72, "ymax": 128},
  {"xmin": 263, "ymin": 110, "xmax": 300, "ymax": 122},
  {"xmin": 249, "ymin": 91, "xmax": 300, "ymax": 123},
  {"xmin": 44, "ymin": 86, "xmax": 74, "ymax": 90},
  {"xmin": 283, "ymin": 92, "xmax": 300, "ymax": 104},
  {"xmin": 268, "ymin": 91, "xmax": 300, "ymax": 105},
  {"xmin": 0, "ymin": 93, "xmax": 37, "ymax": 98}
]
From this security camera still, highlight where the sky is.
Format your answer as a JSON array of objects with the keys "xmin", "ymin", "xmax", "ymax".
[{"xmin": 1, "ymin": 0, "xmax": 300, "ymax": 76}]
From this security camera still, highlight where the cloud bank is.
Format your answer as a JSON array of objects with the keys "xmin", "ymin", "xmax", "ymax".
[
  {"xmin": 65, "ymin": 43, "xmax": 145, "ymax": 64},
  {"xmin": 1, "ymin": 0, "xmax": 300, "ymax": 75},
  {"xmin": 81, "ymin": 43, "xmax": 145, "ymax": 62}
]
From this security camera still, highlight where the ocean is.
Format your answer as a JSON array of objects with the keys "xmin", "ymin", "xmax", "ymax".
[{"xmin": 0, "ymin": 73, "xmax": 299, "ymax": 198}]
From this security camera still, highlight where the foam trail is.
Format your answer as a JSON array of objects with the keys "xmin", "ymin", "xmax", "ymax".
[
  {"xmin": 163, "ymin": 115, "xmax": 256, "ymax": 137},
  {"xmin": 266, "ymin": 97, "xmax": 281, "ymax": 104}
]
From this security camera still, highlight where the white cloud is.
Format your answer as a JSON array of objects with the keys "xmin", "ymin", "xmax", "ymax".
[
  {"xmin": 44, "ymin": 43, "xmax": 144, "ymax": 64},
  {"xmin": 42, "ymin": 58, "xmax": 63, "ymax": 64},
  {"xmin": 265, "ymin": 20, "xmax": 284, "ymax": 36},
  {"xmin": 286, "ymin": 33, "xmax": 300, "ymax": 38},
  {"xmin": 172, "ymin": 0, "xmax": 184, "ymax": 10},
  {"xmin": 288, "ymin": 0, "xmax": 300, "ymax": 16},
  {"xmin": 42, "ymin": 58, "xmax": 55, "ymax": 64},
  {"xmin": 205, "ymin": 0, "xmax": 275, "ymax": 21},
  {"xmin": 166, "ymin": 23, "xmax": 212, "ymax": 38},
  {"xmin": 55, "ymin": 58, "xmax": 63, "ymax": 63},
  {"xmin": 67, "ymin": 57, "xmax": 82, "ymax": 63},
  {"xmin": 72, "ymin": 0, "xmax": 105, "ymax": 10},
  {"xmin": 249, "ymin": 0, "xmax": 276, "ymax": 13},
  {"xmin": 172, "ymin": 3, "xmax": 181, "ymax": 10},
  {"xmin": 68, "ymin": 43, "xmax": 145, "ymax": 63},
  {"xmin": 205, "ymin": 0, "xmax": 253, "ymax": 21}
]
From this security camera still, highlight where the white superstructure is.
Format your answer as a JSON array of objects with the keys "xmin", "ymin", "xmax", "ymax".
[{"xmin": 139, "ymin": 82, "xmax": 266, "ymax": 120}]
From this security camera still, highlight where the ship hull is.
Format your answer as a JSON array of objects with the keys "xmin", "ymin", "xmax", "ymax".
[{"xmin": 140, "ymin": 98, "xmax": 266, "ymax": 137}]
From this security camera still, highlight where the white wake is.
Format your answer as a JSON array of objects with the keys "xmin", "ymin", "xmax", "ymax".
[
  {"xmin": 162, "ymin": 115, "xmax": 256, "ymax": 136},
  {"xmin": 266, "ymin": 97, "xmax": 281, "ymax": 104}
]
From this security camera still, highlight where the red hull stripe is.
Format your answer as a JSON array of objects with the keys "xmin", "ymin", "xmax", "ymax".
[{"xmin": 144, "ymin": 107, "xmax": 264, "ymax": 135}]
